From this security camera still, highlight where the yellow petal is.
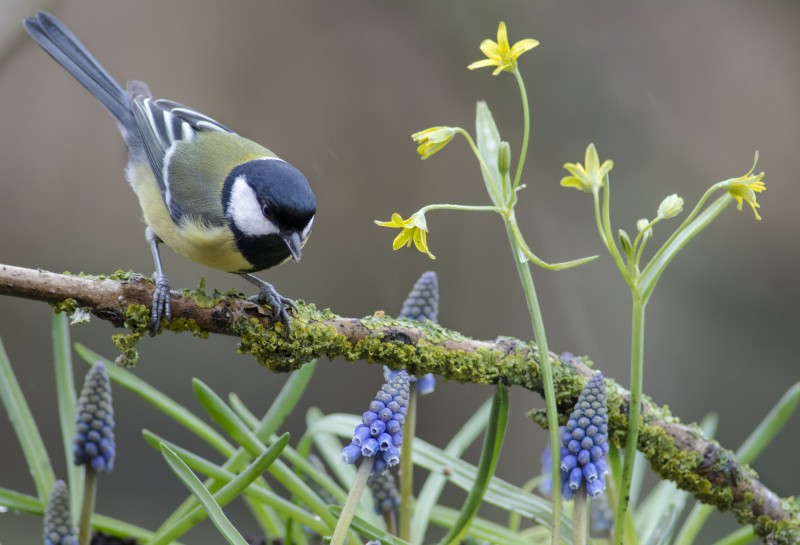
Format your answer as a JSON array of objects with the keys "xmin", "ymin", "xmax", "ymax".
[
  {"xmin": 479, "ymin": 39, "xmax": 501, "ymax": 60},
  {"xmin": 491, "ymin": 64, "xmax": 509, "ymax": 76},
  {"xmin": 467, "ymin": 58, "xmax": 499, "ymax": 71},
  {"xmin": 392, "ymin": 229, "xmax": 412, "ymax": 250},
  {"xmin": 496, "ymin": 21, "xmax": 510, "ymax": 51},
  {"xmin": 413, "ymin": 228, "xmax": 436, "ymax": 259},
  {"xmin": 510, "ymin": 38, "xmax": 539, "ymax": 58}
]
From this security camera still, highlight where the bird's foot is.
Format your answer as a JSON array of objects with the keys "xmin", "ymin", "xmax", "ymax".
[
  {"xmin": 248, "ymin": 283, "xmax": 295, "ymax": 335},
  {"xmin": 150, "ymin": 273, "xmax": 172, "ymax": 335}
]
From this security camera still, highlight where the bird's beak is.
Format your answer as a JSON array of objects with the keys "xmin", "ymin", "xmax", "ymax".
[{"xmin": 283, "ymin": 232, "xmax": 302, "ymax": 262}]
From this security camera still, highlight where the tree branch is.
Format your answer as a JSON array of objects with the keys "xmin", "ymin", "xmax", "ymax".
[{"xmin": 1, "ymin": 263, "xmax": 797, "ymax": 544}]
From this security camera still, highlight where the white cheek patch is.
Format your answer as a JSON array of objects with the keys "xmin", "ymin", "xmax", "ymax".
[
  {"xmin": 227, "ymin": 175, "xmax": 280, "ymax": 237},
  {"xmin": 301, "ymin": 215, "xmax": 314, "ymax": 239}
]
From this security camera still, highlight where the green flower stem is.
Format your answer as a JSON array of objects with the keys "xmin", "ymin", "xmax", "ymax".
[
  {"xmin": 78, "ymin": 469, "xmax": 97, "ymax": 545},
  {"xmin": 640, "ymin": 194, "xmax": 732, "ymax": 300},
  {"xmin": 613, "ymin": 297, "xmax": 646, "ymax": 545},
  {"xmin": 593, "ymin": 190, "xmax": 610, "ymax": 247},
  {"xmin": 643, "ymin": 185, "xmax": 719, "ymax": 282},
  {"xmin": 512, "ymin": 69, "xmax": 530, "ymax": 194},
  {"xmin": 456, "ymin": 128, "xmax": 504, "ymax": 205},
  {"xmin": 573, "ymin": 488, "xmax": 588, "ymax": 545},
  {"xmin": 503, "ymin": 222, "xmax": 563, "ymax": 545},
  {"xmin": 607, "ymin": 448, "xmax": 639, "ymax": 545},
  {"xmin": 417, "ymin": 203, "xmax": 502, "ymax": 215},
  {"xmin": 510, "ymin": 220, "xmax": 599, "ymax": 271},
  {"xmin": 600, "ymin": 179, "xmax": 631, "ymax": 287},
  {"xmin": 399, "ymin": 385, "xmax": 418, "ymax": 541},
  {"xmin": 631, "ymin": 217, "xmax": 660, "ymax": 273},
  {"xmin": 330, "ymin": 457, "xmax": 374, "ymax": 545}
]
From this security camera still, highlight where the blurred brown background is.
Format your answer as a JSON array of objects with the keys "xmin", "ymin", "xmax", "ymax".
[{"xmin": 1, "ymin": 1, "xmax": 798, "ymax": 543}]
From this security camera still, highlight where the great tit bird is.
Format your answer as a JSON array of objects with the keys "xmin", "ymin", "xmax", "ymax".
[{"xmin": 23, "ymin": 12, "xmax": 316, "ymax": 333}]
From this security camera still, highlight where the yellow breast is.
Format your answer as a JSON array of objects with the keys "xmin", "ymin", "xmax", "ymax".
[{"xmin": 127, "ymin": 164, "xmax": 252, "ymax": 272}]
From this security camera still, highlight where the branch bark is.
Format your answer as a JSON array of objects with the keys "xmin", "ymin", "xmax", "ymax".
[{"xmin": 1, "ymin": 263, "xmax": 797, "ymax": 544}]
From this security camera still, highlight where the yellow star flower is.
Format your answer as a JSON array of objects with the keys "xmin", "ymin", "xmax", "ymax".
[
  {"xmin": 375, "ymin": 213, "xmax": 436, "ymax": 259},
  {"xmin": 467, "ymin": 21, "xmax": 539, "ymax": 76},
  {"xmin": 727, "ymin": 176, "xmax": 766, "ymax": 220},
  {"xmin": 560, "ymin": 143, "xmax": 614, "ymax": 193},
  {"xmin": 411, "ymin": 127, "xmax": 456, "ymax": 160},
  {"xmin": 723, "ymin": 154, "xmax": 766, "ymax": 220}
]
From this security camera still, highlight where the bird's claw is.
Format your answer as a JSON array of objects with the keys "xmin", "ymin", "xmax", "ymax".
[
  {"xmin": 150, "ymin": 274, "xmax": 171, "ymax": 335},
  {"xmin": 249, "ymin": 285, "xmax": 295, "ymax": 334}
]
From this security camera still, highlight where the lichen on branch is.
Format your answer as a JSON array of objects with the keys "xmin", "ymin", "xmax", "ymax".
[{"xmin": 0, "ymin": 263, "xmax": 797, "ymax": 544}]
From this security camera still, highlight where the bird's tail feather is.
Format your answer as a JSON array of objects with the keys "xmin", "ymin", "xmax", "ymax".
[{"xmin": 23, "ymin": 12, "xmax": 135, "ymax": 130}]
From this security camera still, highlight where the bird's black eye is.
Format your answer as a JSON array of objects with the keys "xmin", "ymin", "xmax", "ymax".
[{"xmin": 261, "ymin": 203, "xmax": 269, "ymax": 218}]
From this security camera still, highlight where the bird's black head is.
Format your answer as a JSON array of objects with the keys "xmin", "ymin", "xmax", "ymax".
[{"xmin": 223, "ymin": 158, "xmax": 316, "ymax": 271}]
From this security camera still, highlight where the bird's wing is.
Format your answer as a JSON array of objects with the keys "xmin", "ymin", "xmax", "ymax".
[{"xmin": 128, "ymin": 81, "xmax": 234, "ymax": 225}]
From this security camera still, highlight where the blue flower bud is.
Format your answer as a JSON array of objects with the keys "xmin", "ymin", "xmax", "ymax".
[
  {"xmin": 341, "ymin": 444, "xmax": 362, "ymax": 464},
  {"xmin": 399, "ymin": 271, "xmax": 438, "ymax": 323},
  {"xmin": 43, "ymin": 480, "xmax": 77, "ymax": 545},
  {"xmin": 568, "ymin": 467, "xmax": 583, "ymax": 490},
  {"xmin": 382, "ymin": 446, "xmax": 401, "ymax": 467},
  {"xmin": 386, "ymin": 419, "xmax": 402, "ymax": 435},
  {"xmin": 73, "ymin": 363, "xmax": 115, "ymax": 473},
  {"xmin": 373, "ymin": 459, "xmax": 388, "ymax": 475},
  {"xmin": 343, "ymin": 371, "xmax": 410, "ymax": 474},
  {"xmin": 378, "ymin": 433, "xmax": 393, "ymax": 450},
  {"xmin": 583, "ymin": 462, "xmax": 598, "ymax": 482},
  {"xmin": 384, "ymin": 271, "xmax": 440, "ymax": 395},
  {"xmin": 353, "ymin": 425, "xmax": 371, "ymax": 446},
  {"xmin": 361, "ymin": 438, "xmax": 379, "ymax": 457},
  {"xmin": 368, "ymin": 471, "xmax": 401, "ymax": 515},
  {"xmin": 370, "ymin": 420, "xmax": 386, "ymax": 436}
]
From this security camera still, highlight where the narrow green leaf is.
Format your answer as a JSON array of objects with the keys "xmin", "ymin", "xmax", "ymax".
[
  {"xmin": 159, "ymin": 360, "xmax": 317, "ymax": 535},
  {"xmin": 674, "ymin": 385, "xmax": 800, "ymax": 545},
  {"xmin": 430, "ymin": 504, "xmax": 527, "ymax": 545},
  {"xmin": 307, "ymin": 412, "xmax": 573, "ymax": 537},
  {"xmin": 637, "ymin": 414, "xmax": 717, "ymax": 544},
  {"xmin": 302, "ymin": 407, "xmax": 379, "ymax": 527},
  {"xmin": 229, "ymin": 393, "xmax": 259, "ymax": 428},
  {"xmin": 412, "ymin": 397, "xmax": 492, "ymax": 543},
  {"xmin": 303, "ymin": 407, "xmax": 357, "ymax": 488},
  {"xmin": 151, "ymin": 434, "xmax": 293, "ymax": 545},
  {"xmin": 193, "ymin": 378, "xmax": 263, "ymax": 452},
  {"xmin": 438, "ymin": 383, "xmax": 509, "ymax": 545},
  {"xmin": 640, "ymin": 194, "xmax": 732, "ymax": 300},
  {"xmin": 0, "ymin": 487, "xmax": 186, "ymax": 545},
  {"xmin": 142, "ymin": 431, "xmax": 327, "ymax": 535},
  {"xmin": 91, "ymin": 514, "xmax": 187, "ymax": 545},
  {"xmin": 52, "ymin": 313, "xmax": 84, "ymax": 522},
  {"xmin": 0, "ymin": 337, "xmax": 55, "ymax": 501},
  {"xmin": 737, "ymin": 382, "xmax": 800, "ymax": 464},
  {"xmin": 0, "ymin": 486, "xmax": 41, "ymax": 513},
  {"xmin": 192, "ymin": 379, "xmax": 338, "ymax": 529},
  {"xmin": 159, "ymin": 443, "xmax": 249, "ymax": 545},
  {"xmin": 708, "ymin": 526, "xmax": 756, "ymax": 545},
  {"xmin": 77, "ymin": 346, "xmax": 283, "ymax": 536},
  {"xmin": 251, "ymin": 360, "xmax": 316, "ymax": 438},
  {"xmin": 74, "ymin": 344, "xmax": 234, "ymax": 455}
]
